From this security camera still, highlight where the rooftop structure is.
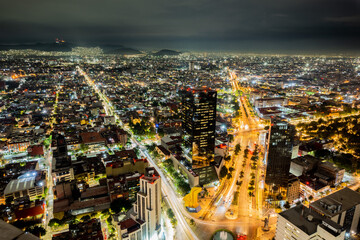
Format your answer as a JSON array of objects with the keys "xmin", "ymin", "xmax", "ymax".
[
  {"xmin": 310, "ymin": 188, "xmax": 360, "ymax": 233},
  {"xmin": 276, "ymin": 204, "xmax": 345, "ymax": 240}
]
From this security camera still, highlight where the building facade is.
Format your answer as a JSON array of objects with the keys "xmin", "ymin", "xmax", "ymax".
[
  {"xmin": 310, "ymin": 188, "xmax": 360, "ymax": 234},
  {"xmin": 276, "ymin": 204, "xmax": 345, "ymax": 240},
  {"xmin": 265, "ymin": 118, "xmax": 296, "ymax": 187},
  {"xmin": 180, "ymin": 87, "xmax": 218, "ymax": 185},
  {"xmin": 119, "ymin": 167, "xmax": 161, "ymax": 240},
  {"xmin": 52, "ymin": 133, "xmax": 74, "ymax": 184}
]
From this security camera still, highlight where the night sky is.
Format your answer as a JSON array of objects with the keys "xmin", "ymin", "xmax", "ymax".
[{"xmin": 1, "ymin": 0, "xmax": 360, "ymax": 53}]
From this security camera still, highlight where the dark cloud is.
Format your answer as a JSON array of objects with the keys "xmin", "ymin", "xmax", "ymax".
[{"xmin": 1, "ymin": 0, "xmax": 360, "ymax": 52}]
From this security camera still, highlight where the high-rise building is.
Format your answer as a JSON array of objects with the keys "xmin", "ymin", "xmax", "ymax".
[
  {"xmin": 52, "ymin": 133, "xmax": 74, "ymax": 184},
  {"xmin": 265, "ymin": 118, "xmax": 295, "ymax": 187},
  {"xmin": 180, "ymin": 87, "xmax": 218, "ymax": 185},
  {"xmin": 126, "ymin": 167, "xmax": 161, "ymax": 240}
]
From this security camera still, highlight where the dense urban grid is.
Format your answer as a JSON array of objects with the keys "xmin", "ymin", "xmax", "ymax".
[{"xmin": 1, "ymin": 47, "xmax": 360, "ymax": 240}]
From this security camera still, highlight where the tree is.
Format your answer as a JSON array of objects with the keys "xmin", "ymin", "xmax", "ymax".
[
  {"xmin": 234, "ymin": 144, "xmax": 241, "ymax": 155},
  {"xmin": 167, "ymin": 208, "xmax": 175, "ymax": 219},
  {"xmin": 244, "ymin": 148, "xmax": 249, "ymax": 158},
  {"xmin": 228, "ymin": 134, "xmax": 234, "ymax": 142},
  {"xmin": 80, "ymin": 143, "xmax": 89, "ymax": 152},
  {"xmin": 219, "ymin": 166, "xmax": 228, "ymax": 179},
  {"xmin": 80, "ymin": 215, "xmax": 91, "ymax": 222},
  {"xmin": 106, "ymin": 216, "xmax": 112, "ymax": 225},
  {"xmin": 62, "ymin": 215, "xmax": 76, "ymax": 225},
  {"xmin": 12, "ymin": 220, "xmax": 38, "ymax": 230},
  {"xmin": 315, "ymin": 149, "xmax": 331, "ymax": 159},
  {"xmin": 101, "ymin": 208, "xmax": 110, "ymax": 216},
  {"xmin": 170, "ymin": 218, "xmax": 177, "ymax": 227},
  {"xmin": 110, "ymin": 198, "xmax": 133, "ymax": 214},
  {"xmin": 48, "ymin": 218, "xmax": 61, "ymax": 228},
  {"xmin": 190, "ymin": 219, "xmax": 195, "ymax": 225},
  {"xmin": 26, "ymin": 226, "xmax": 46, "ymax": 237},
  {"xmin": 177, "ymin": 179, "xmax": 191, "ymax": 195},
  {"xmin": 146, "ymin": 143, "xmax": 157, "ymax": 152}
]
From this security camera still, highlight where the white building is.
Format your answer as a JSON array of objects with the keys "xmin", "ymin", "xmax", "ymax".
[
  {"xmin": 4, "ymin": 172, "xmax": 46, "ymax": 201},
  {"xmin": 276, "ymin": 204, "xmax": 345, "ymax": 240},
  {"xmin": 119, "ymin": 167, "xmax": 161, "ymax": 240}
]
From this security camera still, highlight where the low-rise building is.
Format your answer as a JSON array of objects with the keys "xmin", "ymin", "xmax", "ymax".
[
  {"xmin": 275, "ymin": 204, "xmax": 345, "ymax": 240},
  {"xmin": 317, "ymin": 161, "xmax": 345, "ymax": 186},
  {"xmin": 254, "ymin": 97, "xmax": 288, "ymax": 108},
  {"xmin": 160, "ymin": 135, "xmax": 182, "ymax": 152},
  {"xmin": 4, "ymin": 171, "xmax": 46, "ymax": 201},
  {"xmin": 106, "ymin": 158, "xmax": 149, "ymax": 177},
  {"xmin": 287, "ymin": 175, "xmax": 300, "ymax": 204},
  {"xmin": 53, "ymin": 218, "xmax": 103, "ymax": 240},
  {"xmin": 290, "ymin": 155, "xmax": 320, "ymax": 177},
  {"xmin": 310, "ymin": 188, "xmax": 360, "ymax": 234}
]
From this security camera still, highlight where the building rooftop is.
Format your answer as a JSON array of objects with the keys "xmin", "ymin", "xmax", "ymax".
[
  {"xmin": 14, "ymin": 202, "xmax": 45, "ymax": 219},
  {"xmin": 292, "ymin": 155, "xmax": 320, "ymax": 168},
  {"xmin": 310, "ymin": 187, "xmax": 360, "ymax": 217},
  {"xmin": 140, "ymin": 167, "xmax": 160, "ymax": 184},
  {"xmin": 4, "ymin": 176, "xmax": 36, "ymax": 195},
  {"xmin": 80, "ymin": 132, "xmax": 106, "ymax": 144},
  {"xmin": 119, "ymin": 218, "xmax": 140, "ymax": 232},
  {"xmin": 279, "ymin": 204, "xmax": 342, "ymax": 236},
  {"xmin": 0, "ymin": 220, "xmax": 39, "ymax": 240}
]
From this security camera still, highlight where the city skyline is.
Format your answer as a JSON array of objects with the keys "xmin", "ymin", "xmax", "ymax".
[
  {"xmin": 1, "ymin": 0, "xmax": 360, "ymax": 53},
  {"xmin": 1, "ymin": 0, "xmax": 360, "ymax": 239}
]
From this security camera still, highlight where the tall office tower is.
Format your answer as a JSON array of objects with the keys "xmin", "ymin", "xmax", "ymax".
[
  {"xmin": 134, "ymin": 167, "xmax": 161, "ymax": 240},
  {"xmin": 181, "ymin": 87, "xmax": 218, "ymax": 185},
  {"xmin": 265, "ymin": 118, "xmax": 296, "ymax": 187}
]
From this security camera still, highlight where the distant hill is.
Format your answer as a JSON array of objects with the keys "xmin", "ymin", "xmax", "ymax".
[
  {"xmin": 153, "ymin": 49, "xmax": 181, "ymax": 56},
  {"xmin": 0, "ymin": 42, "xmax": 75, "ymax": 52},
  {"xmin": 105, "ymin": 47, "xmax": 142, "ymax": 55}
]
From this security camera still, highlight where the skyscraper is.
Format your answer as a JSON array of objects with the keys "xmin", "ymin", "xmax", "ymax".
[
  {"xmin": 134, "ymin": 167, "xmax": 161, "ymax": 240},
  {"xmin": 118, "ymin": 167, "xmax": 161, "ymax": 240},
  {"xmin": 265, "ymin": 118, "xmax": 295, "ymax": 187},
  {"xmin": 52, "ymin": 133, "xmax": 74, "ymax": 184},
  {"xmin": 180, "ymin": 87, "xmax": 218, "ymax": 185}
]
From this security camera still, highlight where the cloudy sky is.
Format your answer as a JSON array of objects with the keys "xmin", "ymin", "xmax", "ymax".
[{"xmin": 1, "ymin": 0, "xmax": 360, "ymax": 52}]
